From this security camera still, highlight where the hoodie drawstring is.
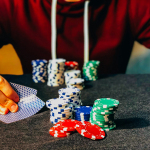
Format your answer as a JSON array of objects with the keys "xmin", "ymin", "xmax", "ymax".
[
  {"xmin": 84, "ymin": 0, "xmax": 90, "ymax": 63},
  {"xmin": 51, "ymin": 0, "xmax": 90, "ymax": 63},
  {"xmin": 51, "ymin": 0, "xmax": 57, "ymax": 59}
]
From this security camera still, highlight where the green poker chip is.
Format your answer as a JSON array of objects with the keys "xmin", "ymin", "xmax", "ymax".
[
  {"xmin": 83, "ymin": 60, "xmax": 100, "ymax": 67},
  {"xmin": 91, "ymin": 108, "xmax": 117, "ymax": 115},
  {"xmin": 89, "ymin": 98, "xmax": 119, "ymax": 131},
  {"xmin": 82, "ymin": 60, "xmax": 100, "ymax": 81},
  {"xmin": 93, "ymin": 98, "xmax": 119, "ymax": 108},
  {"xmin": 90, "ymin": 120, "xmax": 116, "ymax": 131},
  {"xmin": 90, "ymin": 113, "xmax": 115, "ymax": 120},
  {"xmin": 90, "ymin": 118, "xmax": 114, "ymax": 124},
  {"xmin": 92, "ymin": 106, "xmax": 118, "ymax": 111},
  {"xmin": 101, "ymin": 122, "xmax": 116, "ymax": 131}
]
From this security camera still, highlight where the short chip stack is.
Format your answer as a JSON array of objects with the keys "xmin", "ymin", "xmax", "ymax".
[
  {"xmin": 90, "ymin": 98, "xmax": 119, "ymax": 131},
  {"xmin": 64, "ymin": 70, "xmax": 81, "ymax": 85},
  {"xmin": 82, "ymin": 60, "xmax": 100, "ymax": 81},
  {"xmin": 65, "ymin": 61, "xmax": 79, "ymax": 70},
  {"xmin": 47, "ymin": 59, "xmax": 66, "ymax": 87},
  {"xmin": 58, "ymin": 88, "xmax": 82, "ymax": 109},
  {"xmin": 31, "ymin": 59, "xmax": 48, "ymax": 83},
  {"xmin": 46, "ymin": 98, "xmax": 73, "ymax": 124},
  {"xmin": 67, "ymin": 78, "xmax": 85, "ymax": 90},
  {"xmin": 74, "ymin": 106, "xmax": 92, "ymax": 121}
]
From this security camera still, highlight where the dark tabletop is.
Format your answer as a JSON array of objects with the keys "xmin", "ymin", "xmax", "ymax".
[{"xmin": 0, "ymin": 74, "xmax": 150, "ymax": 150}]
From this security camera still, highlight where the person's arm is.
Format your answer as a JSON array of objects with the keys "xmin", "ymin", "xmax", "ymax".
[
  {"xmin": 129, "ymin": 0, "xmax": 150, "ymax": 49},
  {"xmin": 0, "ymin": 0, "xmax": 13, "ymax": 48},
  {"xmin": 0, "ymin": 76, "xmax": 19, "ymax": 114},
  {"xmin": 0, "ymin": 0, "xmax": 19, "ymax": 114}
]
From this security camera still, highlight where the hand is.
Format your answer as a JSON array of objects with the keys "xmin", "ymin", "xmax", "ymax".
[{"xmin": 0, "ymin": 75, "xmax": 19, "ymax": 115}]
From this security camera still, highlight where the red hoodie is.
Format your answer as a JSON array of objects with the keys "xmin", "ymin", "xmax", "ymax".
[{"xmin": 0, "ymin": 0, "xmax": 150, "ymax": 74}]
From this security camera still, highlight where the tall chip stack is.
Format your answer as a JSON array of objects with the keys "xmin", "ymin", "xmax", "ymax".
[
  {"xmin": 31, "ymin": 59, "xmax": 48, "ymax": 83},
  {"xmin": 82, "ymin": 60, "xmax": 100, "ymax": 81},
  {"xmin": 46, "ymin": 98, "xmax": 73, "ymax": 124},
  {"xmin": 58, "ymin": 88, "xmax": 82, "ymax": 109},
  {"xmin": 64, "ymin": 70, "xmax": 81, "ymax": 85},
  {"xmin": 47, "ymin": 59, "xmax": 66, "ymax": 87},
  {"xmin": 90, "ymin": 98, "xmax": 119, "ymax": 131}
]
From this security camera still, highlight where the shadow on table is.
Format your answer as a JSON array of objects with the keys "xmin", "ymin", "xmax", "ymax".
[
  {"xmin": 37, "ymin": 106, "xmax": 49, "ymax": 114},
  {"xmin": 115, "ymin": 118, "xmax": 150, "ymax": 129}
]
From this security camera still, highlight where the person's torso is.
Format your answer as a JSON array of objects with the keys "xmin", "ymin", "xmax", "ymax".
[{"xmin": 10, "ymin": 0, "xmax": 135, "ymax": 74}]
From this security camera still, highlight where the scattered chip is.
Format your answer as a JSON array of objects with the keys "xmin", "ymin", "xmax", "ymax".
[{"xmin": 75, "ymin": 121, "xmax": 105, "ymax": 140}]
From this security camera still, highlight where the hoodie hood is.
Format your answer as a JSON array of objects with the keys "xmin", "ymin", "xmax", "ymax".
[{"xmin": 46, "ymin": 0, "xmax": 105, "ymax": 15}]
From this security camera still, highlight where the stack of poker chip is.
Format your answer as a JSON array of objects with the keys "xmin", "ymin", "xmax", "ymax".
[
  {"xmin": 82, "ymin": 60, "xmax": 100, "ymax": 81},
  {"xmin": 64, "ymin": 70, "xmax": 81, "ymax": 85},
  {"xmin": 58, "ymin": 88, "xmax": 82, "ymax": 108},
  {"xmin": 31, "ymin": 59, "xmax": 48, "ymax": 83},
  {"xmin": 67, "ymin": 78, "xmax": 85, "ymax": 90},
  {"xmin": 46, "ymin": 98, "xmax": 73, "ymax": 124},
  {"xmin": 74, "ymin": 106, "xmax": 92, "ymax": 121},
  {"xmin": 65, "ymin": 61, "xmax": 79, "ymax": 70},
  {"xmin": 90, "ymin": 98, "xmax": 119, "ymax": 131},
  {"xmin": 47, "ymin": 59, "xmax": 66, "ymax": 87}
]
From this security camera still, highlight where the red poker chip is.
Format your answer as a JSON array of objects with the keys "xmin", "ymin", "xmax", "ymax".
[
  {"xmin": 65, "ymin": 61, "xmax": 78, "ymax": 66},
  {"xmin": 55, "ymin": 119, "xmax": 79, "ymax": 132},
  {"xmin": 75, "ymin": 121, "xmax": 106, "ymax": 140},
  {"xmin": 65, "ymin": 61, "xmax": 79, "ymax": 70},
  {"xmin": 49, "ymin": 126, "xmax": 71, "ymax": 138}
]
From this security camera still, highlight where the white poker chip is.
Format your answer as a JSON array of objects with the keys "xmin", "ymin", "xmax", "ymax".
[
  {"xmin": 58, "ymin": 88, "xmax": 81, "ymax": 95},
  {"xmin": 69, "ymin": 78, "xmax": 84, "ymax": 85},
  {"xmin": 49, "ymin": 58, "xmax": 66, "ymax": 63},
  {"xmin": 47, "ymin": 59, "xmax": 65, "ymax": 87},
  {"xmin": 64, "ymin": 70, "xmax": 81, "ymax": 76}
]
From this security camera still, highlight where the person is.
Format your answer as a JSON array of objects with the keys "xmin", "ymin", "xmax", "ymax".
[{"xmin": 0, "ymin": 0, "xmax": 150, "ymax": 114}]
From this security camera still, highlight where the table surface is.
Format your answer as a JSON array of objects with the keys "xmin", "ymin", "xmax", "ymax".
[{"xmin": 0, "ymin": 74, "xmax": 150, "ymax": 150}]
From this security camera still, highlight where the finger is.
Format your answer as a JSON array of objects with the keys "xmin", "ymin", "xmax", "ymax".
[
  {"xmin": 0, "ymin": 90, "xmax": 18, "ymax": 113},
  {"xmin": 0, "ymin": 104, "xmax": 9, "ymax": 115},
  {"xmin": 0, "ymin": 76, "xmax": 19, "ymax": 103}
]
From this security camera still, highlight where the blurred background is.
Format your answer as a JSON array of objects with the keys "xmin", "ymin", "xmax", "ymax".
[{"xmin": 0, "ymin": 41, "xmax": 150, "ymax": 75}]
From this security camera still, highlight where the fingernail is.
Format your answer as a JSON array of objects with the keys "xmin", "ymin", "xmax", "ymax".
[
  {"xmin": 10, "ymin": 104, "xmax": 18, "ymax": 112},
  {"xmin": 0, "ymin": 108, "xmax": 9, "ymax": 115}
]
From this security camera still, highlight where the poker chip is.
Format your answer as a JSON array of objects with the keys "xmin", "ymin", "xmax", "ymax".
[
  {"xmin": 93, "ymin": 98, "xmax": 119, "ymax": 109},
  {"xmin": 46, "ymin": 98, "xmax": 74, "ymax": 124},
  {"xmin": 49, "ymin": 119, "xmax": 106, "ymax": 140},
  {"xmin": 55, "ymin": 119, "xmax": 79, "ymax": 132},
  {"xmin": 49, "ymin": 126, "xmax": 71, "ymax": 137},
  {"xmin": 47, "ymin": 58, "xmax": 66, "ymax": 87},
  {"xmin": 75, "ymin": 121, "xmax": 105, "ymax": 140},
  {"xmin": 31, "ymin": 59, "xmax": 48, "ymax": 83},
  {"xmin": 65, "ymin": 61, "xmax": 79, "ymax": 70},
  {"xmin": 90, "ymin": 98, "xmax": 119, "ymax": 131},
  {"xmin": 67, "ymin": 78, "xmax": 85, "ymax": 90},
  {"xmin": 74, "ymin": 106, "xmax": 92, "ymax": 121},
  {"xmin": 64, "ymin": 70, "xmax": 81, "ymax": 85},
  {"xmin": 58, "ymin": 88, "xmax": 82, "ymax": 109},
  {"xmin": 46, "ymin": 87, "xmax": 83, "ymax": 124},
  {"xmin": 82, "ymin": 60, "xmax": 100, "ymax": 81}
]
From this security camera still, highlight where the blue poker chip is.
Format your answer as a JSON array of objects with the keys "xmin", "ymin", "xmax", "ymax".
[
  {"xmin": 31, "ymin": 59, "xmax": 48, "ymax": 83},
  {"xmin": 31, "ymin": 59, "xmax": 47, "ymax": 66},
  {"xmin": 74, "ymin": 118, "xmax": 90, "ymax": 121},
  {"xmin": 74, "ymin": 116, "xmax": 90, "ymax": 120},
  {"xmin": 74, "ymin": 106, "xmax": 92, "ymax": 113},
  {"xmin": 74, "ymin": 113, "xmax": 90, "ymax": 117}
]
